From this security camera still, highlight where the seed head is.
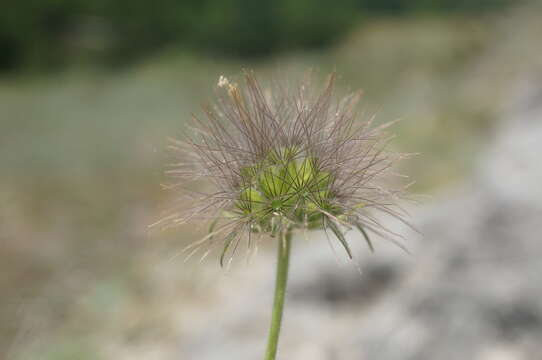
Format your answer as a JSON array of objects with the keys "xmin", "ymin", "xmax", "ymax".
[{"xmin": 160, "ymin": 71, "xmax": 412, "ymax": 265}]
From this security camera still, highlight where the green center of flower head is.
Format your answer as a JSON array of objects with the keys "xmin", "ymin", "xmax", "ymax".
[{"xmin": 235, "ymin": 146, "xmax": 339, "ymax": 233}]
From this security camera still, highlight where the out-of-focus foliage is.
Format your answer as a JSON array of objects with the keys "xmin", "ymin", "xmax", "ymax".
[{"xmin": 0, "ymin": 0, "xmax": 512, "ymax": 72}]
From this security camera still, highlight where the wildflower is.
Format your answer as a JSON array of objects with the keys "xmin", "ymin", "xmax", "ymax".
[
  {"xmin": 160, "ymin": 70, "xmax": 413, "ymax": 360},
  {"xmin": 163, "ymin": 70, "xmax": 410, "ymax": 261}
]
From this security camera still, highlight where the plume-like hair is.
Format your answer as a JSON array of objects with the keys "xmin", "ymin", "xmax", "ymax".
[{"xmin": 158, "ymin": 70, "xmax": 412, "ymax": 265}]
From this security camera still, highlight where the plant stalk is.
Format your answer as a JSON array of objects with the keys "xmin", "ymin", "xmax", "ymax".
[{"xmin": 264, "ymin": 229, "xmax": 292, "ymax": 360}]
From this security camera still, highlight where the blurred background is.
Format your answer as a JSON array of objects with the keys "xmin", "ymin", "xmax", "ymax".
[{"xmin": 1, "ymin": 0, "xmax": 542, "ymax": 359}]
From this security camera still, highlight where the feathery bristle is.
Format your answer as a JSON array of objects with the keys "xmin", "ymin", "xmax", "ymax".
[{"xmin": 159, "ymin": 70, "xmax": 412, "ymax": 264}]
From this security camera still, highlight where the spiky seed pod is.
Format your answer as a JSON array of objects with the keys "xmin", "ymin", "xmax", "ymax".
[{"xmin": 160, "ymin": 71, "xmax": 412, "ymax": 264}]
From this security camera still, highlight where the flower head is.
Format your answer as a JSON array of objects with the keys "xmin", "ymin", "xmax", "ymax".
[{"xmin": 161, "ymin": 71, "xmax": 411, "ymax": 265}]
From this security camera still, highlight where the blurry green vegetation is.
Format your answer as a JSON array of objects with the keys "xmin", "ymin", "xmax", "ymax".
[{"xmin": 0, "ymin": 0, "xmax": 513, "ymax": 72}]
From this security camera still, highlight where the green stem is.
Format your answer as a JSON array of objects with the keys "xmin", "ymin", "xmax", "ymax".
[{"xmin": 264, "ymin": 229, "xmax": 292, "ymax": 360}]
